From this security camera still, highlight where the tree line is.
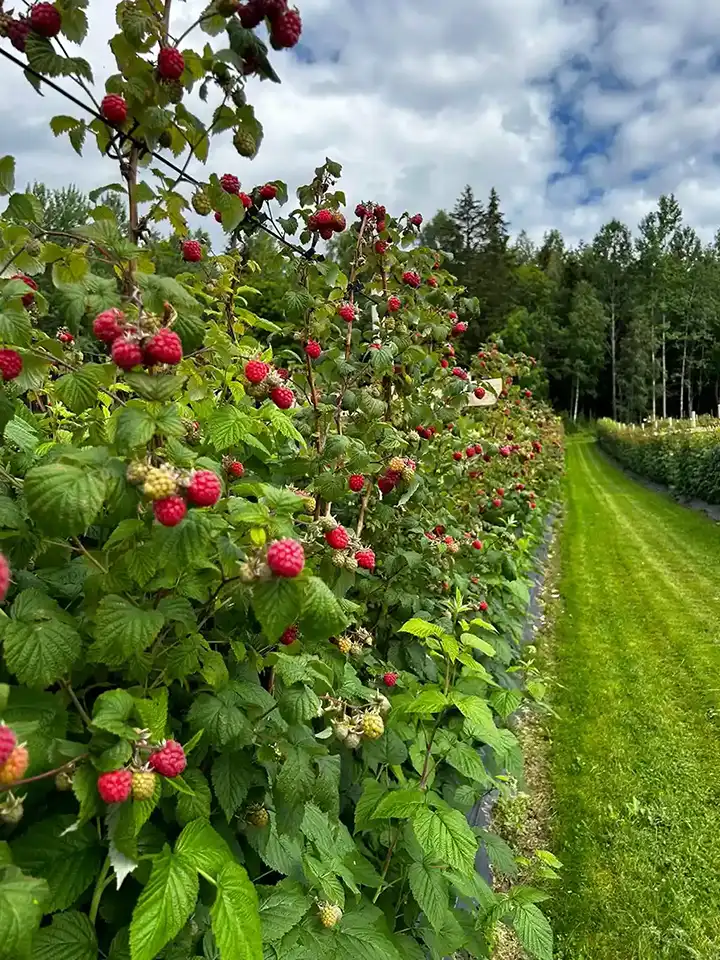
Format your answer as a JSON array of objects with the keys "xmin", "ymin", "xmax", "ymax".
[{"xmin": 421, "ymin": 188, "xmax": 720, "ymax": 422}]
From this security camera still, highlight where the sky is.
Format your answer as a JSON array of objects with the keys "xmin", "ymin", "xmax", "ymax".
[{"xmin": 3, "ymin": 0, "xmax": 720, "ymax": 247}]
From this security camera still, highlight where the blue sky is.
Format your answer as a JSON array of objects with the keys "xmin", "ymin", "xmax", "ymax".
[{"xmin": 2, "ymin": 0, "xmax": 720, "ymax": 246}]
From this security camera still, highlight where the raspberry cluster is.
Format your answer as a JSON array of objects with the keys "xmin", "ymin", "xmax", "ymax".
[
  {"xmin": 237, "ymin": 0, "xmax": 303, "ymax": 50},
  {"xmin": 126, "ymin": 461, "xmax": 223, "ymax": 527},
  {"xmin": 243, "ymin": 359, "xmax": 296, "ymax": 409},
  {"xmin": 376, "ymin": 456, "xmax": 415, "ymax": 496},
  {"xmin": 308, "ymin": 208, "xmax": 346, "ymax": 241},
  {"xmin": 92, "ymin": 308, "xmax": 184, "ymax": 372},
  {"xmin": 97, "ymin": 741, "xmax": 186, "ymax": 805}
]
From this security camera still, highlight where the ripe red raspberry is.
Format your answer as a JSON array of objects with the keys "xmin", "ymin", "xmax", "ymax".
[
  {"xmin": 375, "ymin": 241, "xmax": 388, "ymax": 255},
  {"xmin": 0, "ymin": 350, "xmax": 22, "ymax": 381},
  {"xmin": 144, "ymin": 328, "xmax": 183, "ymax": 366},
  {"xmin": 314, "ymin": 209, "xmax": 334, "ymax": 228},
  {"xmin": 93, "ymin": 308, "xmax": 125, "ymax": 342},
  {"xmin": 182, "ymin": 239, "xmax": 202, "ymax": 262},
  {"xmin": 0, "ymin": 553, "xmax": 10, "ymax": 602},
  {"xmin": 305, "ymin": 340, "xmax": 322, "ymax": 359},
  {"xmin": 472, "ymin": 539, "xmax": 483, "ymax": 550},
  {"xmin": 410, "ymin": 213, "xmax": 423, "ymax": 226},
  {"xmin": 153, "ymin": 495, "xmax": 187, "ymax": 527},
  {"xmin": 112, "ymin": 338, "xmax": 143, "ymax": 370},
  {"xmin": 187, "ymin": 469, "xmax": 222, "ymax": 507},
  {"xmin": 466, "ymin": 446, "xmax": 475, "ymax": 458},
  {"xmin": 529, "ymin": 501, "xmax": 537, "ymax": 509},
  {"xmin": 376, "ymin": 219, "xmax": 387, "ymax": 232},
  {"xmin": 157, "ymin": 47, "xmax": 185, "ymax": 80},
  {"xmin": 499, "ymin": 446, "xmax": 511, "ymax": 458},
  {"xmin": 245, "ymin": 359, "xmax": 269, "ymax": 383},
  {"xmin": 474, "ymin": 387, "xmax": 486, "ymax": 399},
  {"xmin": 29, "ymin": 3, "xmax": 61, "ymax": 37},
  {"xmin": 355, "ymin": 203, "xmax": 368, "ymax": 218},
  {"xmin": 325, "ymin": 526, "xmax": 349, "ymax": 550},
  {"xmin": 452, "ymin": 367, "xmax": 467, "ymax": 380},
  {"xmin": 497, "ymin": 487, "xmax": 505, "ymax": 497},
  {"xmin": 270, "ymin": 8, "xmax": 302, "ymax": 48},
  {"xmin": 383, "ymin": 672, "xmax": 398, "ymax": 687},
  {"xmin": 378, "ymin": 476, "xmax": 396, "ymax": 495},
  {"xmin": 473, "ymin": 444, "xmax": 483, "ymax": 455},
  {"xmin": 57, "ymin": 330, "xmax": 74, "ymax": 344},
  {"xmin": 7, "ymin": 18, "xmax": 30, "ymax": 51},
  {"xmin": 479, "ymin": 600, "xmax": 489, "ymax": 612},
  {"xmin": 0, "ymin": 725, "xmax": 16, "ymax": 767},
  {"xmin": 402, "ymin": 271, "xmax": 420, "ymax": 288},
  {"xmin": 374, "ymin": 205, "xmax": 386, "ymax": 221},
  {"xmin": 452, "ymin": 322, "xmax": 468, "ymax": 335},
  {"xmin": 220, "ymin": 173, "xmax": 240, "ymax": 195},
  {"xmin": 270, "ymin": 386, "xmax": 294, "ymax": 409},
  {"xmin": 238, "ymin": 0, "xmax": 264, "ymax": 27},
  {"xmin": 267, "ymin": 538, "xmax": 305, "ymax": 577},
  {"xmin": 101, "ymin": 93, "xmax": 127, "ymax": 125},
  {"xmin": 427, "ymin": 276, "xmax": 438, "ymax": 288},
  {"xmin": 525, "ymin": 389, "xmax": 532, "ymax": 398},
  {"xmin": 355, "ymin": 549, "xmax": 375, "ymax": 570},
  {"xmin": 280, "ymin": 625, "xmax": 298, "ymax": 646},
  {"xmin": 259, "ymin": 184, "xmax": 278, "ymax": 202},
  {"xmin": 239, "ymin": 192, "xmax": 253, "ymax": 208},
  {"xmin": 349, "ymin": 474, "xmax": 365, "ymax": 492},
  {"xmin": 148, "ymin": 740, "xmax": 186, "ymax": 777},
  {"xmin": 11, "ymin": 274, "xmax": 37, "ymax": 307},
  {"xmin": 97, "ymin": 769, "xmax": 132, "ymax": 804},
  {"xmin": 214, "ymin": 210, "xmax": 223, "ymax": 223},
  {"xmin": 387, "ymin": 295, "xmax": 401, "ymax": 313},
  {"xmin": 492, "ymin": 498, "xmax": 502, "ymax": 508},
  {"xmin": 532, "ymin": 440, "xmax": 543, "ymax": 452},
  {"xmin": 228, "ymin": 460, "xmax": 244, "ymax": 478},
  {"xmin": 276, "ymin": 367, "xmax": 289, "ymax": 380},
  {"xmin": 337, "ymin": 303, "xmax": 355, "ymax": 323},
  {"xmin": 452, "ymin": 451, "xmax": 462, "ymax": 462}
]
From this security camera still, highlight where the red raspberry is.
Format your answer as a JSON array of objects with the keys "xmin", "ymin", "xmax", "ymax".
[
  {"xmin": 0, "ymin": 553, "xmax": 9, "ymax": 602},
  {"xmin": 0, "ymin": 350, "xmax": 22, "ymax": 381},
  {"xmin": 452, "ymin": 451, "xmax": 463, "ymax": 462},
  {"xmin": 228, "ymin": 460, "xmax": 244, "ymax": 478},
  {"xmin": 474, "ymin": 444, "xmax": 483, "ymax": 455},
  {"xmin": 112, "ymin": 338, "xmax": 143, "ymax": 370},
  {"xmin": 11, "ymin": 274, "xmax": 37, "ymax": 307},
  {"xmin": 492, "ymin": 498, "xmax": 502, "ymax": 508},
  {"xmin": 497, "ymin": 488, "xmax": 505, "ymax": 496},
  {"xmin": 305, "ymin": 340, "xmax": 322, "ymax": 359},
  {"xmin": 214, "ymin": 210, "xmax": 223, "ymax": 223},
  {"xmin": 270, "ymin": 8, "xmax": 302, "ymax": 48},
  {"xmin": 375, "ymin": 241, "xmax": 388, "ymax": 255},
  {"xmin": 314, "ymin": 209, "xmax": 334, "ymax": 228},
  {"xmin": 472, "ymin": 539, "xmax": 483, "ymax": 550},
  {"xmin": 7, "ymin": 18, "xmax": 30, "ymax": 51},
  {"xmin": 532, "ymin": 440, "xmax": 543, "ymax": 452},
  {"xmin": 374, "ymin": 205, "xmax": 386, "ymax": 221},
  {"xmin": 355, "ymin": 549, "xmax": 375, "ymax": 570},
  {"xmin": 276, "ymin": 367, "xmax": 289, "ymax": 380},
  {"xmin": 427, "ymin": 276, "xmax": 438, "ymax": 288},
  {"xmin": 349, "ymin": 474, "xmax": 365, "ymax": 492},
  {"xmin": 383, "ymin": 672, "xmax": 398, "ymax": 687},
  {"xmin": 29, "ymin": 3, "xmax": 61, "ymax": 37},
  {"xmin": 149, "ymin": 740, "xmax": 186, "ymax": 777},
  {"xmin": 525, "ymin": 389, "xmax": 533, "ymax": 398},
  {"xmin": 259, "ymin": 183, "xmax": 278, "ymax": 201},
  {"xmin": 410, "ymin": 213, "xmax": 423, "ymax": 226},
  {"xmin": 93, "ymin": 308, "xmax": 125, "ymax": 342},
  {"xmin": 0, "ymin": 725, "xmax": 16, "ymax": 766},
  {"xmin": 474, "ymin": 387, "xmax": 486, "ymax": 400},
  {"xmin": 101, "ymin": 93, "xmax": 127, "ymax": 125},
  {"xmin": 378, "ymin": 476, "xmax": 396, "ymax": 495},
  {"xmin": 355, "ymin": 203, "xmax": 368, "ymax": 218},
  {"xmin": 220, "ymin": 173, "xmax": 240, "ymax": 195},
  {"xmin": 270, "ymin": 386, "xmax": 294, "ymax": 409},
  {"xmin": 440, "ymin": 359, "xmax": 449, "ymax": 369},
  {"xmin": 280, "ymin": 625, "xmax": 298, "ymax": 646},
  {"xmin": 376, "ymin": 220, "xmax": 386, "ymax": 232},
  {"xmin": 238, "ymin": 0, "xmax": 264, "ymax": 27},
  {"xmin": 529, "ymin": 501, "xmax": 537, "ymax": 510},
  {"xmin": 267, "ymin": 538, "xmax": 305, "ymax": 577},
  {"xmin": 337, "ymin": 303, "xmax": 356, "ymax": 323},
  {"xmin": 263, "ymin": 0, "xmax": 288, "ymax": 16},
  {"xmin": 157, "ymin": 47, "xmax": 185, "ymax": 80},
  {"xmin": 145, "ymin": 329, "xmax": 183, "ymax": 366},
  {"xmin": 153, "ymin": 495, "xmax": 187, "ymax": 526},
  {"xmin": 239, "ymin": 192, "xmax": 253, "ymax": 208},
  {"xmin": 97, "ymin": 769, "xmax": 132, "ymax": 804},
  {"xmin": 483, "ymin": 453, "xmax": 492, "ymax": 462},
  {"xmin": 332, "ymin": 212, "xmax": 346, "ymax": 232},
  {"xmin": 466, "ymin": 446, "xmax": 476, "ymax": 458},
  {"xmin": 499, "ymin": 446, "xmax": 511, "ymax": 458},
  {"xmin": 182, "ymin": 239, "xmax": 202, "ymax": 262},
  {"xmin": 387, "ymin": 295, "xmax": 401, "ymax": 313},
  {"xmin": 57, "ymin": 331, "xmax": 74, "ymax": 344},
  {"xmin": 452, "ymin": 367, "xmax": 468, "ymax": 380},
  {"xmin": 325, "ymin": 526, "xmax": 349, "ymax": 550},
  {"xmin": 402, "ymin": 271, "xmax": 420, "ymax": 288},
  {"xmin": 187, "ymin": 469, "xmax": 222, "ymax": 507},
  {"xmin": 452, "ymin": 322, "xmax": 468, "ymax": 335},
  {"xmin": 448, "ymin": 311, "xmax": 457, "ymax": 320},
  {"xmin": 479, "ymin": 600, "xmax": 489, "ymax": 612},
  {"xmin": 0, "ymin": 745, "xmax": 28, "ymax": 785},
  {"xmin": 245, "ymin": 359, "xmax": 269, "ymax": 384}
]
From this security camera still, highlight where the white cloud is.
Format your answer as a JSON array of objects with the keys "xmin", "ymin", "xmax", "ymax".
[{"xmin": 1, "ymin": 0, "xmax": 720, "ymax": 248}]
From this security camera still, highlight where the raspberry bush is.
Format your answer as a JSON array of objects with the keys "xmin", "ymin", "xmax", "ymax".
[{"xmin": 0, "ymin": 3, "xmax": 563, "ymax": 959}]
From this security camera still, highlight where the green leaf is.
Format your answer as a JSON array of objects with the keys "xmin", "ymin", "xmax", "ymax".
[
  {"xmin": 11, "ymin": 817, "xmax": 102, "ymax": 913},
  {"xmin": 257, "ymin": 878, "xmax": 311, "ymax": 944},
  {"xmin": 411, "ymin": 806, "xmax": 478, "ymax": 877},
  {"xmin": 490, "ymin": 688, "xmax": 523, "ymax": 719},
  {"xmin": 129, "ymin": 846, "xmax": 198, "ymax": 960},
  {"xmin": 175, "ymin": 819, "xmax": 233, "ymax": 879},
  {"xmin": 408, "ymin": 861, "xmax": 450, "ymax": 934},
  {"xmin": 211, "ymin": 751, "xmax": 252, "ymax": 821},
  {"xmin": 24, "ymin": 462, "xmax": 107, "ymax": 537},
  {"xmin": 405, "ymin": 690, "xmax": 448, "ymax": 715},
  {"xmin": 176, "ymin": 768, "xmax": 212, "ymax": 825},
  {"xmin": 90, "ymin": 596, "xmax": 164, "ymax": 666},
  {"xmin": 354, "ymin": 779, "xmax": 387, "ymax": 832},
  {"xmin": 0, "ymin": 866, "xmax": 48, "ymax": 960},
  {"xmin": 0, "ymin": 309, "xmax": 31, "ymax": 347},
  {"xmin": 509, "ymin": 902, "xmax": 553, "ymax": 960},
  {"xmin": 2, "ymin": 592, "xmax": 81, "ymax": 688},
  {"xmin": 0, "ymin": 157, "xmax": 15, "ymax": 197},
  {"xmin": 4, "ymin": 417, "xmax": 39, "ymax": 454},
  {"xmin": 251, "ymin": 576, "xmax": 305, "ymax": 643},
  {"xmin": 133, "ymin": 688, "xmax": 168, "ymax": 740},
  {"xmin": 0, "ymin": 496, "xmax": 24, "ymax": 530},
  {"xmin": 208, "ymin": 406, "xmax": 253, "ymax": 450},
  {"xmin": 113, "ymin": 405, "xmax": 157, "ymax": 452},
  {"xmin": 31, "ymin": 910, "xmax": 97, "ymax": 960},
  {"xmin": 278, "ymin": 685, "xmax": 320, "ymax": 725},
  {"xmin": 372, "ymin": 789, "xmax": 427, "ymax": 820},
  {"xmin": 188, "ymin": 691, "xmax": 252, "ymax": 746},
  {"xmin": 55, "ymin": 370, "xmax": 99, "ymax": 414},
  {"xmin": 445, "ymin": 743, "xmax": 491, "ymax": 787},
  {"xmin": 299, "ymin": 576, "xmax": 349, "ymax": 642},
  {"xmin": 210, "ymin": 861, "xmax": 262, "ymax": 960},
  {"xmin": 91, "ymin": 688, "xmax": 136, "ymax": 738},
  {"xmin": 398, "ymin": 618, "xmax": 444, "ymax": 639},
  {"xmin": 124, "ymin": 372, "xmax": 184, "ymax": 401}
]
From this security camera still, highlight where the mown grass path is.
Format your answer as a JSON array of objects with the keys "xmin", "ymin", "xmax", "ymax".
[{"xmin": 549, "ymin": 438, "xmax": 720, "ymax": 960}]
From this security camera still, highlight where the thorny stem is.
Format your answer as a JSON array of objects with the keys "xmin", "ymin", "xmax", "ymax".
[{"xmin": 0, "ymin": 753, "xmax": 89, "ymax": 794}]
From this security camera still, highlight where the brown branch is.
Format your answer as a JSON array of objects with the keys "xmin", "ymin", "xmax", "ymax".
[
  {"xmin": 0, "ymin": 754, "xmax": 88, "ymax": 794},
  {"xmin": 355, "ymin": 482, "xmax": 372, "ymax": 538}
]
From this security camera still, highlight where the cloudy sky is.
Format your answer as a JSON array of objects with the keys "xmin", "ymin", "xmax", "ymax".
[{"xmin": 3, "ymin": 0, "xmax": 720, "ymax": 246}]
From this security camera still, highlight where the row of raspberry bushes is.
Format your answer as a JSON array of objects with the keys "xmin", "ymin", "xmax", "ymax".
[{"xmin": 597, "ymin": 418, "xmax": 720, "ymax": 503}]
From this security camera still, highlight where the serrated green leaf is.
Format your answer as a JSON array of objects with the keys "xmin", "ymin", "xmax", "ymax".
[
  {"xmin": 278, "ymin": 685, "xmax": 320, "ymax": 725},
  {"xmin": 89, "ymin": 595, "xmax": 164, "ymax": 666},
  {"xmin": 398, "ymin": 618, "xmax": 443, "ymax": 639},
  {"xmin": 509, "ymin": 902, "xmax": 553, "ymax": 960},
  {"xmin": 405, "ymin": 689, "xmax": 448, "ymax": 715},
  {"xmin": 91, "ymin": 688, "xmax": 135, "ymax": 738},
  {"xmin": 55, "ymin": 370, "xmax": 98, "ymax": 413},
  {"xmin": 354, "ymin": 779, "xmax": 388, "ymax": 833},
  {"xmin": 299, "ymin": 576, "xmax": 349, "ymax": 642},
  {"xmin": 0, "ymin": 866, "xmax": 48, "ymax": 960},
  {"xmin": 0, "ymin": 157, "xmax": 15, "ymax": 197},
  {"xmin": 30, "ymin": 909, "xmax": 97, "ymax": 960},
  {"xmin": 412, "ymin": 806, "xmax": 477, "ymax": 877},
  {"xmin": 188, "ymin": 692, "xmax": 252, "ymax": 747},
  {"xmin": 124, "ymin": 372, "xmax": 184, "ymax": 401},
  {"xmin": 24, "ymin": 462, "xmax": 107, "ymax": 537},
  {"xmin": 3, "ymin": 617, "xmax": 81, "ymax": 688},
  {"xmin": 176, "ymin": 768, "xmax": 212, "ymax": 825},
  {"xmin": 252, "ymin": 576, "xmax": 304, "ymax": 643},
  {"xmin": 211, "ymin": 751, "xmax": 252, "ymax": 821},
  {"xmin": 208, "ymin": 407, "xmax": 253, "ymax": 450},
  {"xmin": 210, "ymin": 861, "xmax": 262, "ymax": 960},
  {"xmin": 372, "ymin": 789, "xmax": 427, "ymax": 820},
  {"xmin": 408, "ymin": 861, "xmax": 450, "ymax": 934},
  {"xmin": 175, "ymin": 819, "xmax": 233, "ymax": 879},
  {"xmin": 113, "ymin": 405, "xmax": 157, "ymax": 452},
  {"xmin": 129, "ymin": 846, "xmax": 198, "ymax": 960},
  {"xmin": 0, "ymin": 310, "xmax": 32, "ymax": 346},
  {"xmin": 257, "ymin": 878, "xmax": 311, "ymax": 944}
]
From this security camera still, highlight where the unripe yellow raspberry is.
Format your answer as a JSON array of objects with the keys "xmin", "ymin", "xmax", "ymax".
[
  {"xmin": 362, "ymin": 713, "xmax": 385, "ymax": 740},
  {"xmin": 318, "ymin": 903, "xmax": 342, "ymax": 928},
  {"xmin": 0, "ymin": 745, "xmax": 29, "ymax": 785},
  {"xmin": 126, "ymin": 460, "xmax": 149, "ymax": 484},
  {"xmin": 388, "ymin": 457, "xmax": 404, "ymax": 473},
  {"xmin": 132, "ymin": 771, "xmax": 157, "ymax": 801},
  {"xmin": 246, "ymin": 804, "xmax": 270, "ymax": 827},
  {"xmin": 142, "ymin": 467, "xmax": 177, "ymax": 500},
  {"xmin": 336, "ymin": 636, "xmax": 352, "ymax": 655},
  {"xmin": 401, "ymin": 466, "xmax": 415, "ymax": 482}
]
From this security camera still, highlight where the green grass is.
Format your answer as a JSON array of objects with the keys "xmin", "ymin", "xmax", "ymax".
[{"xmin": 548, "ymin": 438, "xmax": 720, "ymax": 960}]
